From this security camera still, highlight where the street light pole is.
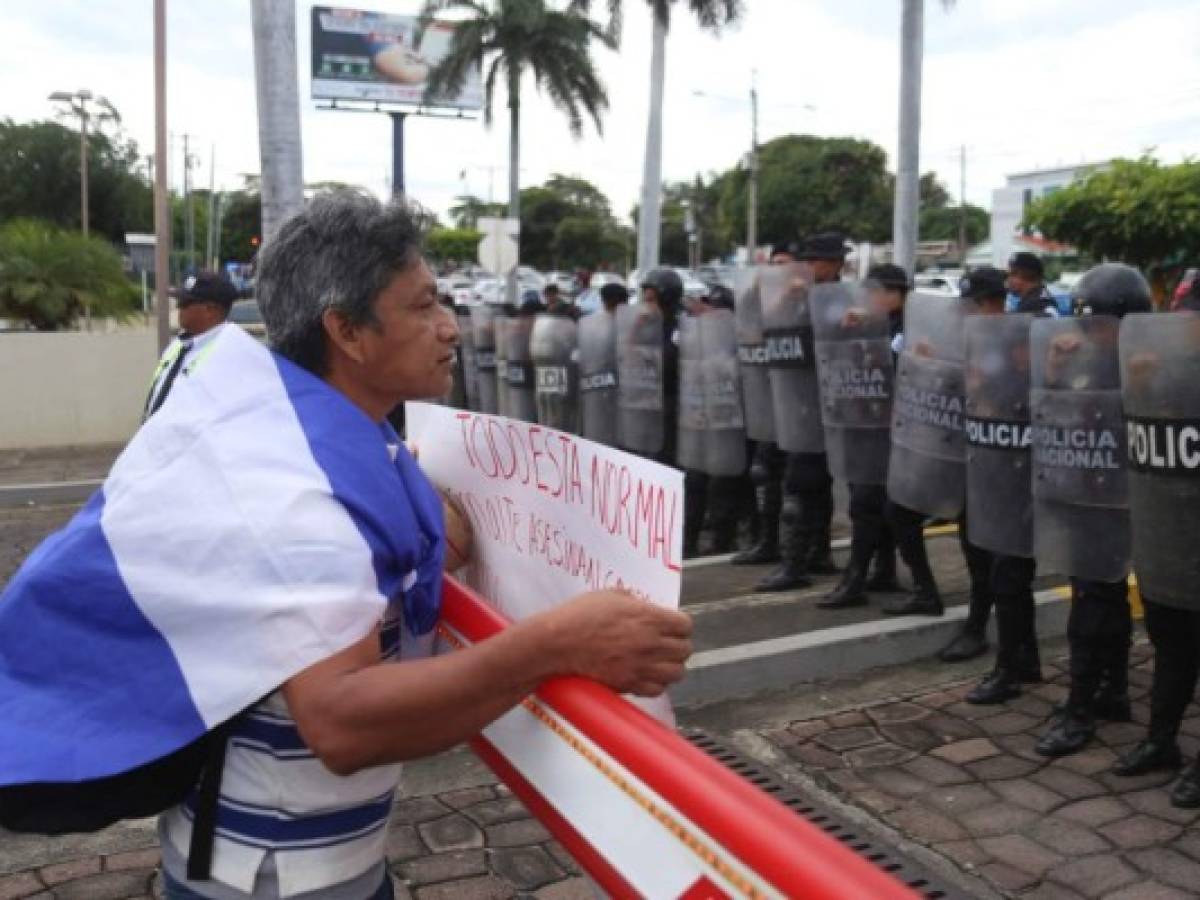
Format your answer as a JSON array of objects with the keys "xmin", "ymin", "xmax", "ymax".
[
  {"xmin": 153, "ymin": 0, "xmax": 172, "ymax": 352},
  {"xmin": 747, "ymin": 72, "xmax": 759, "ymax": 264}
]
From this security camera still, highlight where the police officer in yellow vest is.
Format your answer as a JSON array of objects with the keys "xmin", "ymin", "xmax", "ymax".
[{"xmin": 144, "ymin": 271, "xmax": 238, "ymax": 419}]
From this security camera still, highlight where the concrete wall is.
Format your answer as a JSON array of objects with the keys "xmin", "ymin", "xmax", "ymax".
[{"xmin": 0, "ymin": 327, "xmax": 159, "ymax": 450}]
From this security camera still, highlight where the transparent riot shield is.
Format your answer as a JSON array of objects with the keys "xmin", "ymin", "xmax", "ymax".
[
  {"xmin": 701, "ymin": 309, "xmax": 748, "ymax": 476},
  {"xmin": 887, "ymin": 294, "xmax": 969, "ymax": 518},
  {"xmin": 504, "ymin": 313, "xmax": 537, "ymax": 423},
  {"xmin": 495, "ymin": 312, "xmax": 512, "ymax": 417},
  {"xmin": 616, "ymin": 303, "xmax": 664, "ymax": 456},
  {"xmin": 760, "ymin": 263, "xmax": 824, "ymax": 453},
  {"xmin": 734, "ymin": 267, "xmax": 775, "ymax": 443},
  {"xmin": 456, "ymin": 307, "xmax": 480, "ymax": 411},
  {"xmin": 1030, "ymin": 316, "xmax": 1129, "ymax": 582},
  {"xmin": 470, "ymin": 305, "xmax": 498, "ymax": 415},
  {"xmin": 964, "ymin": 313, "xmax": 1035, "ymax": 557},
  {"xmin": 1120, "ymin": 311, "xmax": 1200, "ymax": 608},
  {"xmin": 676, "ymin": 315, "xmax": 706, "ymax": 472},
  {"xmin": 578, "ymin": 311, "xmax": 619, "ymax": 446},
  {"xmin": 810, "ymin": 283, "xmax": 895, "ymax": 485},
  {"xmin": 531, "ymin": 314, "xmax": 579, "ymax": 434}
]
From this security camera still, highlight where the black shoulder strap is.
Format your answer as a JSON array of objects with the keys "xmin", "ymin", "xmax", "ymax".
[{"xmin": 186, "ymin": 719, "xmax": 235, "ymax": 881}]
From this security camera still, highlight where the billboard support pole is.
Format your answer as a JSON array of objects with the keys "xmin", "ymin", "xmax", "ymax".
[{"xmin": 390, "ymin": 111, "xmax": 406, "ymax": 198}]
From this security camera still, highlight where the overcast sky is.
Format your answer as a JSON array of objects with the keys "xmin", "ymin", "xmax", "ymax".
[{"xmin": 5, "ymin": 0, "xmax": 1200, "ymax": 228}]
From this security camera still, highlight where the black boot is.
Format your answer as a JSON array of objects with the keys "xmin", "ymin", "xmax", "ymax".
[
  {"xmin": 804, "ymin": 530, "xmax": 840, "ymax": 576},
  {"xmin": 731, "ymin": 519, "xmax": 780, "ymax": 565},
  {"xmin": 865, "ymin": 546, "xmax": 901, "ymax": 592},
  {"xmin": 882, "ymin": 577, "xmax": 943, "ymax": 616},
  {"xmin": 755, "ymin": 511, "xmax": 810, "ymax": 593},
  {"xmin": 1112, "ymin": 738, "xmax": 1183, "ymax": 776},
  {"xmin": 1171, "ymin": 758, "xmax": 1200, "ymax": 809},
  {"xmin": 884, "ymin": 532, "xmax": 942, "ymax": 615},
  {"xmin": 1036, "ymin": 707, "xmax": 1096, "ymax": 757},
  {"xmin": 966, "ymin": 668, "xmax": 1020, "ymax": 705},
  {"xmin": 734, "ymin": 458, "xmax": 782, "ymax": 565},
  {"xmin": 939, "ymin": 629, "xmax": 989, "ymax": 662},
  {"xmin": 817, "ymin": 558, "xmax": 868, "ymax": 609}
]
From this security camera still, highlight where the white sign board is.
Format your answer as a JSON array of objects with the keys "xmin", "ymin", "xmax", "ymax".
[
  {"xmin": 405, "ymin": 403, "xmax": 684, "ymax": 720},
  {"xmin": 476, "ymin": 216, "xmax": 520, "ymax": 276}
]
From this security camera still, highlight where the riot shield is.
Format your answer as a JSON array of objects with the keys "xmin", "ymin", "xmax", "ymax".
[
  {"xmin": 495, "ymin": 311, "xmax": 512, "ymax": 417},
  {"xmin": 456, "ymin": 307, "xmax": 480, "ymax": 411},
  {"xmin": 887, "ymin": 294, "xmax": 970, "ymax": 518},
  {"xmin": 734, "ymin": 267, "xmax": 775, "ymax": 443},
  {"xmin": 1120, "ymin": 311, "xmax": 1200, "ymax": 608},
  {"xmin": 470, "ymin": 305, "xmax": 498, "ymax": 415},
  {"xmin": 811, "ymin": 283, "xmax": 895, "ymax": 485},
  {"xmin": 677, "ymin": 315, "xmax": 706, "ymax": 472},
  {"xmin": 531, "ymin": 314, "xmax": 578, "ymax": 433},
  {"xmin": 964, "ymin": 313, "xmax": 1035, "ymax": 557},
  {"xmin": 578, "ymin": 311, "xmax": 620, "ymax": 446},
  {"xmin": 616, "ymin": 302, "xmax": 664, "ymax": 456},
  {"xmin": 760, "ymin": 263, "xmax": 824, "ymax": 453},
  {"xmin": 700, "ymin": 309, "xmax": 748, "ymax": 476},
  {"xmin": 1029, "ymin": 316, "xmax": 1128, "ymax": 581},
  {"xmin": 504, "ymin": 313, "xmax": 538, "ymax": 423}
]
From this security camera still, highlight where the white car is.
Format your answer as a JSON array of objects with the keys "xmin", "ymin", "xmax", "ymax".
[
  {"xmin": 913, "ymin": 273, "xmax": 961, "ymax": 298},
  {"xmin": 472, "ymin": 278, "xmax": 503, "ymax": 305}
]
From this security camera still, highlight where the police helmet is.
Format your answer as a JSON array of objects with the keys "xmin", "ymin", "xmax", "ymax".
[
  {"xmin": 640, "ymin": 267, "xmax": 684, "ymax": 308},
  {"xmin": 704, "ymin": 282, "xmax": 736, "ymax": 312},
  {"xmin": 1072, "ymin": 263, "xmax": 1153, "ymax": 319}
]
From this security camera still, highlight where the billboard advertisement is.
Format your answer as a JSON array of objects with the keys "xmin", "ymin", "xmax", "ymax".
[{"xmin": 311, "ymin": 5, "xmax": 483, "ymax": 110}]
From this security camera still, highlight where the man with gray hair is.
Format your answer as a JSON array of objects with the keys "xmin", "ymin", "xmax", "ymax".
[{"xmin": 0, "ymin": 190, "xmax": 691, "ymax": 900}]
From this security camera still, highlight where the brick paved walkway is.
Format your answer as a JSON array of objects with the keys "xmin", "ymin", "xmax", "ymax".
[
  {"xmin": 761, "ymin": 642, "xmax": 1200, "ymax": 899},
  {"xmin": 0, "ymin": 783, "xmax": 592, "ymax": 900}
]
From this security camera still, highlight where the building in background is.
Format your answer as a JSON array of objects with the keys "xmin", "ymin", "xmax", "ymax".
[{"xmin": 990, "ymin": 162, "xmax": 1108, "ymax": 267}]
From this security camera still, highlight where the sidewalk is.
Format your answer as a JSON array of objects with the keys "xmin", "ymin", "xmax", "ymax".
[
  {"xmin": 686, "ymin": 640, "xmax": 1200, "ymax": 900},
  {"xmin": 0, "ymin": 445, "xmax": 122, "ymax": 487},
  {"xmin": 0, "ymin": 751, "xmax": 593, "ymax": 900}
]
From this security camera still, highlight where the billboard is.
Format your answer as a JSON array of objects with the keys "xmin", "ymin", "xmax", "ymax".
[{"xmin": 311, "ymin": 5, "xmax": 483, "ymax": 110}]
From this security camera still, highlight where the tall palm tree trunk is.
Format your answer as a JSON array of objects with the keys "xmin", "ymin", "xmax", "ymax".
[
  {"xmin": 893, "ymin": 0, "xmax": 923, "ymax": 276},
  {"xmin": 635, "ymin": 14, "xmax": 667, "ymax": 276},
  {"xmin": 252, "ymin": 0, "xmax": 304, "ymax": 245},
  {"xmin": 506, "ymin": 71, "xmax": 521, "ymax": 306}
]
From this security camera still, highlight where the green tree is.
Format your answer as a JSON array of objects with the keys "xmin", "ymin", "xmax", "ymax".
[
  {"xmin": 0, "ymin": 118, "xmax": 152, "ymax": 243},
  {"xmin": 920, "ymin": 204, "xmax": 989, "ymax": 245},
  {"xmin": 448, "ymin": 194, "xmax": 507, "ymax": 229},
  {"xmin": 517, "ymin": 174, "xmax": 629, "ymax": 270},
  {"xmin": 418, "ymin": 0, "xmax": 615, "ymax": 296},
  {"xmin": 577, "ymin": 0, "xmax": 742, "ymax": 270},
  {"xmin": 0, "ymin": 219, "xmax": 138, "ymax": 330},
  {"xmin": 1025, "ymin": 157, "xmax": 1200, "ymax": 294},
  {"xmin": 219, "ymin": 191, "xmax": 263, "ymax": 264},
  {"xmin": 718, "ymin": 135, "xmax": 893, "ymax": 248},
  {"xmin": 427, "ymin": 227, "xmax": 484, "ymax": 262}
]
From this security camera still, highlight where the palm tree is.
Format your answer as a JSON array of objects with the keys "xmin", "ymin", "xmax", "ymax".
[
  {"xmin": 579, "ymin": 0, "xmax": 742, "ymax": 275},
  {"xmin": 250, "ymin": 0, "xmax": 304, "ymax": 245},
  {"xmin": 449, "ymin": 194, "xmax": 508, "ymax": 230},
  {"xmin": 417, "ymin": 0, "xmax": 615, "ymax": 303}
]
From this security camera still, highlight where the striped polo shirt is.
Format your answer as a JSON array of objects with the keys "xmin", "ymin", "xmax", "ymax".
[{"xmin": 159, "ymin": 609, "xmax": 432, "ymax": 898}]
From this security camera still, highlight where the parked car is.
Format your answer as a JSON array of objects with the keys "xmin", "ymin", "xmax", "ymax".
[
  {"xmin": 913, "ymin": 273, "xmax": 960, "ymax": 298},
  {"xmin": 544, "ymin": 271, "xmax": 577, "ymax": 296}
]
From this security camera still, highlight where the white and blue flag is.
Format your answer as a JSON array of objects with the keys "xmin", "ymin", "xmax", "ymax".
[{"xmin": 0, "ymin": 325, "xmax": 445, "ymax": 787}]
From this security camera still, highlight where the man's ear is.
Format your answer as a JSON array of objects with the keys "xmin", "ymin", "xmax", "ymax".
[{"xmin": 321, "ymin": 308, "xmax": 367, "ymax": 366}]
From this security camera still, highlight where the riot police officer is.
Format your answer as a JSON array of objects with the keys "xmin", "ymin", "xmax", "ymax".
[
  {"xmin": 937, "ymin": 268, "xmax": 1008, "ymax": 662},
  {"xmin": 1008, "ymin": 252, "xmax": 1060, "ymax": 317},
  {"xmin": 1034, "ymin": 264, "xmax": 1152, "ymax": 756},
  {"xmin": 1111, "ymin": 295, "xmax": 1200, "ymax": 808},
  {"xmin": 632, "ymin": 267, "xmax": 683, "ymax": 465},
  {"xmin": 733, "ymin": 244, "xmax": 798, "ymax": 567},
  {"xmin": 757, "ymin": 233, "xmax": 844, "ymax": 592}
]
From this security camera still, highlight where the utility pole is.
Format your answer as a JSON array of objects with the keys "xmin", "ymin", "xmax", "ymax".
[
  {"xmin": 205, "ymin": 144, "xmax": 217, "ymax": 268},
  {"xmin": 893, "ymin": 0, "xmax": 924, "ymax": 275},
  {"xmin": 182, "ymin": 133, "xmax": 195, "ymax": 272},
  {"xmin": 959, "ymin": 144, "xmax": 968, "ymax": 264},
  {"xmin": 153, "ymin": 0, "xmax": 171, "ymax": 351},
  {"xmin": 747, "ymin": 72, "xmax": 759, "ymax": 264}
]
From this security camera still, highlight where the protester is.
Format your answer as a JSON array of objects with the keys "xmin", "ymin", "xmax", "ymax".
[{"xmin": 0, "ymin": 192, "xmax": 692, "ymax": 900}]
